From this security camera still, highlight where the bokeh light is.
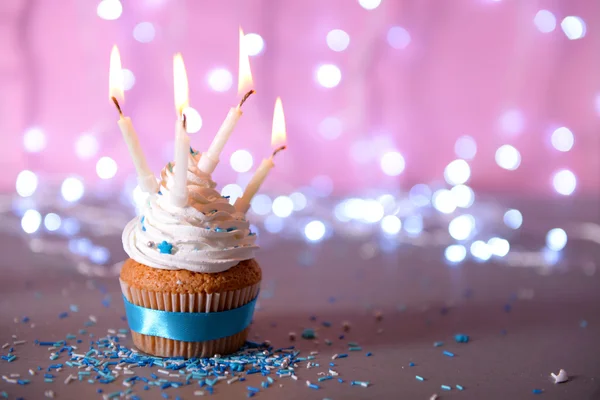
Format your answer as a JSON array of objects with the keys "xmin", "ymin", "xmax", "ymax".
[
  {"xmin": 133, "ymin": 22, "xmax": 156, "ymax": 43},
  {"xmin": 221, "ymin": 183, "xmax": 243, "ymax": 204},
  {"xmin": 21, "ymin": 209, "xmax": 42, "ymax": 234},
  {"xmin": 534, "ymin": 10, "xmax": 556, "ymax": 33},
  {"xmin": 444, "ymin": 159, "xmax": 471, "ymax": 185},
  {"xmin": 546, "ymin": 228, "xmax": 567, "ymax": 251},
  {"xmin": 326, "ymin": 29, "xmax": 350, "ymax": 52},
  {"xmin": 243, "ymin": 33, "xmax": 265, "ymax": 56},
  {"xmin": 380, "ymin": 215, "xmax": 401, "ymax": 235},
  {"xmin": 90, "ymin": 246, "xmax": 110, "ymax": 264},
  {"xmin": 448, "ymin": 214, "xmax": 475, "ymax": 241},
  {"xmin": 409, "ymin": 184, "xmax": 432, "ymax": 207},
  {"xmin": 316, "ymin": 64, "xmax": 342, "ymax": 88},
  {"xmin": 304, "ymin": 220, "xmax": 326, "ymax": 242},
  {"xmin": 550, "ymin": 127, "xmax": 574, "ymax": 152},
  {"xmin": 451, "ymin": 185, "xmax": 475, "ymax": 208},
  {"xmin": 16, "ymin": 170, "xmax": 38, "ymax": 197},
  {"xmin": 358, "ymin": 0, "xmax": 381, "ymax": 11},
  {"xmin": 230, "ymin": 150, "xmax": 254, "ymax": 173},
  {"xmin": 75, "ymin": 134, "xmax": 99, "ymax": 160},
  {"xmin": 272, "ymin": 196, "xmax": 294, "ymax": 218},
  {"xmin": 403, "ymin": 215, "xmax": 423, "ymax": 236},
  {"xmin": 207, "ymin": 68, "xmax": 233, "ymax": 92},
  {"xmin": 96, "ymin": 157, "xmax": 118, "ymax": 180},
  {"xmin": 470, "ymin": 240, "xmax": 491, "ymax": 261},
  {"xmin": 44, "ymin": 213, "xmax": 62, "ymax": 232},
  {"xmin": 23, "ymin": 127, "xmax": 46, "ymax": 153},
  {"xmin": 495, "ymin": 145, "xmax": 521, "ymax": 170},
  {"xmin": 311, "ymin": 175, "xmax": 334, "ymax": 197},
  {"xmin": 499, "ymin": 109, "xmax": 524, "ymax": 135},
  {"xmin": 552, "ymin": 169, "xmax": 576, "ymax": 196},
  {"xmin": 97, "ymin": 0, "xmax": 122, "ymax": 20},
  {"xmin": 503, "ymin": 209, "xmax": 523, "ymax": 230},
  {"xmin": 488, "ymin": 237, "xmax": 510, "ymax": 257},
  {"xmin": 250, "ymin": 194, "xmax": 272, "ymax": 215},
  {"xmin": 432, "ymin": 189, "xmax": 457, "ymax": 214},
  {"xmin": 380, "ymin": 151, "xmax": 405, "ymax": 176},
  {"xmin": 445, "ymin": 244, "xmax": 467, "ymax": 263},
  {"xmin": 454, "ymin": 135, "xmax": 477, "ymax": 160},
  {"xmin": 289, "ymin": 192, "xmax": 307, "ymax": 211},
  {"xmin": 561, "ymin": 16, "xmax": 586, "ymax": 40},
  {"xmin": 387, "ymin": 26, "xmax": 411, "ymax": 49},
  {"xmin": 182, "ymin": 107, "xmax": 202, "ymax": 134},
  {"xmin": 318, "ymin": 117, "xmax": 343, "ymax": 140},
  {"xmin": 264, "ymin": 215, "xmax": 284, "ymax": 233},
  {"xmin": 61, "ymin": 177, "xmax": 85, "ymax": 203},
  {"xmin": 122, "ymin": 69, "xmax": 135, "ymax": 91}
]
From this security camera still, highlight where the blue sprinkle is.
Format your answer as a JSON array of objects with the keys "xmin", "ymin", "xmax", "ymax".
[
  {"xmin": 322, "ymin": 321, "xmax": 331, "ymax": 327},
  {"xmin": 454, "ymin": 334, "xmax": 469, "ymax": 343},
  {"xmin": 339, "ymin": 335, "xmax": 345, "ymax": 340},
  {"xmin": 247, "ymin": 386, "xmax": 260, "ymax": 393},
  {"xmin": 456, "ymin": 384, "xmax": 464, "ymax": 390},
  {"xmin": 247, "ymin": 393, "xmax": 255, "ymax": 398},
  {"xmin": 308, "ymin": 383, "xmax": 320, "ymax": 390},
  {"xmin": 580, "ymin": 320, "xmax": 588, "ymax": 328},
  {"xmin": 157, "ymin": 241, "xmax": 173, "ymax": 254},
  {"xmin": 215, "ymin": 227, "xmax": 227, "ymax": 233},
  {"xmin": 409, "ymin": 362, "xmax": 415, "ymax": 367},
  {"xmin": 416, "ymin": 376, "xmax": 424, "ymax": 381},
  {"xmin": 22, "ymin": 316, "xmax": 30, "ymax": 323},
  {"xmin": 58, "ymin": 312, "xmax": 69, "ymax": 319},
  {"xmin": 532, "ymin": 389, "xmax": 543, "ymax": 394},
  {"xmin": 443, "ymin": 351, "xmax": 455, "ymax": 357},
  {"xmin": 161, "ymin": 393, "xmax": 169, "ymax": 399},
  {"xmin": 267, "ymin": 377, "xmax": 274, "ymax": 384},
  {"xmin": 336, "ymin": 354, "xmax": 348, "ymax": 359},
  {"xmin": 158, "ymin": 191, "xmax": 162, "ymax": 195},
  {"xmin": 441, "ymin": 385, "xmax": 452, "ymax": 391},
  {"xmin": 302, "ymin": 328, "xmax": 316, "ymax": 339},
  {"xmin": 366, "ymin": 352, "xmax": 372, "ymax": 357},
  {"xmin": 97, "ymin": 389, "xmax": 103, "ymax": 394},
  {"xmin": 226, "ymin": 227, "xmax": 237, "ymax": 232},
  {"xmin": 329, "ymin": 362, "xmax": 335, "ymax": 367},
  {"xmin": 434, "ymin": 341, "xmax": 444, "ymax": 347}
]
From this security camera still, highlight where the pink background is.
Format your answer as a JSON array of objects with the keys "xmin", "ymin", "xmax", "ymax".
[{"xmin": 1, "ymin": 0, "xmax": 599, "ymax": 196}]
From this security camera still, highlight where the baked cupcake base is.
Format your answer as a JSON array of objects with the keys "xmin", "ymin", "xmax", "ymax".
[{"xmin": 120, "ymin": 258, "xmax": 261, "ymax": 358}]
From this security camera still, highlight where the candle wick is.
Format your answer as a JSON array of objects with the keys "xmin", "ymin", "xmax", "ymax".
[
  {"xmin": 271, "ymin": 145, "xmax": 286, "ymax": 159},
  {"xmin": 238, "ymin": 89, "xmax": 255, "ymax": 108},
  {"xmin": 182, "ymin": 113, "xmax": 187, "ymax": 130},
  {"xmin": 111, "ymin": 96, "xmax": 123, "ymax": 116}
]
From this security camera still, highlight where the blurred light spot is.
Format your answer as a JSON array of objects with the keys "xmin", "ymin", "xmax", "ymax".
[
  {"xmin": 339, "ymin": 198, "xmax": 364, "ymax": 220},
  {"xmin": 444, "ymin": 159, "xmax": 471, "ymax": 185},
  {"xmin": 221, "ymin": 184, "xmax": 243, "ymax": 204},
  {"xmin": 90, "ymin": 246, "xmax": 110, "ymax": 264},
  {"xmin": 61, "ymin": 177, "xmax": 85, "ymax": 202},
  {"xmin": 122, "ymin": 69, "xmax": 135, "ymax": 91},
  {"xmin": 311, "ymin": 175, "xmax": 334, "ymax": 197},
  {"xmin": 132, "ymin": 185, "xmax": 149, "ymax": 209},
  {"xmin": 561, "ymin": 16, "xmax": 586, "ymax": 40},
  {"xmin": 230, "ymin": 150, "xmax": 253, "ymax": 173},
  {"xmin": 97, "ymin": 0, "xmax": 122, "ymax": 20},
  {"xmin": 470, "ymin": 240, "xmax": 491, "ymax": 261},
  {"xmin": 380, "ymin": 151, "xmax": 405, "ymax": 176},
  {"xmin": 378, "ymin": 194, "xmax": 396, "ymax": 213},
  {"xmin": 290, "ymin": 192, "xmax": 307, "ymax": 211},
  {"xmin": 363, "ymin": 200, "xmax": 385, "ymax": 223},
  {"xmin": 96, "ymin": 156, "xmax": 118, "ymax": 180},
  {"xmin": 552, "ymin": 169, "xmax": 576, "ymax": 195},
  {"xmin": 432, "ymin": 189, "xmax": 457, "ymax": 214},
  {"xmin": 44, "ymin": 213, "xmax": 62, "ymax": 232},
  {"xmin": 503, "ymin": 209, "xmax": 523, "ymax": 229},
  {"xmin": 316, "ymin": 64, "xmax": 342, "ymax": 88},
  {"xmin": 381, "ymin": 215, "xmax": 401, "ymax": 235},
  {"xmin": 546, "ymin": 228, "xmax": 567, "ymax": 251},
  {"xmin": 318, "ymin": 117, "xmax": 343, "ymax": 140},
  {"xmin": 69, "ymin": 238, "xmax": 92, "ymax": 255},
  {"xmin": 264, "ymin": 215, "xmax": 284, "ymax": 233},
  {"xmin": 326, "ymin": 29, "xmax": 350, "ymax": 52},
  {"xmin": 387, "ymin": 26, "xmax": 411, "ymax": 49},
  {"xmin": 208, "ymin": 68, "xmax": 233, "ymax": 92},
  {"xmin": 244, "ymin": 33, "xmax": 265, "ymax": 56},
  {"xmin": 23, "ymin": 127, "xmax": 46, "ymax": 153},
  {"xmin": 543, "ymin": 247, "xmax": 560, "ymax": 265},
  {"xmin": 409, "ymin": 184, "xmax": 432, "ymax": 207},
  {"xmin": 21, "ymin": 209, "xmax": 42, "ymax": 234},
  {"xmin": 182, "ymin": 107, "xmax": 202, "ymax": 134},
  {"xmin": 75, "ymin": 133, "xmax": 99, "ymax": 160},
  {"xmin": 16, "ymin": 170, "xmax": 38, "ymax": 197},
  {"xmin": 499, "ymin": 109, "xmax": 524, "ymax": 135},
  {"xmin": 334, "ymin": 202, "xmax": 350, "ymax": 222},
  {"xmin": 304, "ymin": 220, "xmax": 326, "ymax": 242},
  {"xmin": 451, "ymin": 185, "xmax": 475, "ymax": 208},
  {"xmin": 62, "ymin": 218, "xmax": 80, "ymax": 236},
  {"xmin": 350, "ymin": 140, "xmax": 374, "ymax": 164},
  {"xmin": 358, "ymin": 0, "xmax": 381, "ymax": 10},
  {"xmin": 272, "ymin": 196, "xmax": 294, "ymax": 218},
  {"xmin": 551, "ymin": 127, "xmax": 574, "ymax": 152},
  {"xmin": 495, "ymin": 145, "xmax": 521, "ymax": 170},
  {"xmin": 445, "ymin": 244, "xmax": 467, "ymax": 263},
  {"xmin": 448, "ymin": 214, "xmax": 475, "ymax": 241},
  {"xmin": 250, "ymin": 194, "xmax": 272, "ymax": 215},
  {"xmin": 133, "ymin": 22, "xmax": 155, "ymax": 43},
  {"xmin": 454, "ymin": 135, "xmax": 477, "ymax": 160},
  {"xmin": 488, "ymin": 237, "xmax": 510, "ymax": 257},
  {"xmin": 404, "ymin": 215, "xmax": 423, "ymax": 236},
  {"xmin": 534, "ymin": 10, "xmax": 556, "ymax": 33},
  {"xmin": 595, "ymin": 93, "xmax": 600, "ymax": 116}
]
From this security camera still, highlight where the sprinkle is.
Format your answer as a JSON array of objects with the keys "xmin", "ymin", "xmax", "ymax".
[
  {"xmin": 342, "ymin": 321, "xmax": 351, "ymax": 331},
  {"xmin": 441, "ymin": 385, "xmax": 452, "ymax": 391},
  {"xmin": 13, "ymin": 340, "xmax": 26, "ymax": 345},
  {"xmin": 321, "ymin": 321, "xmax": 331, "ymax": 327},
  {"xmin": 44, "ymin": 391, "xmax": 55, "ymax": 398},
  {"xmin": 28, "ymin": 369, "xmax": 35, "ymax": 376},
  {"xmin": 433, "ymin": 341, "xmax": 444, "ymax": 347},
  {"xmin": 329, "ymin": 369, "xmax": 338, "ymax": 376},
  {"xmin": 456, "ymin": 384, "xmax": 465, "ymax": 390},
  {"xmin": 70, "ymin": 304, "xmax": 79, "ymax": 312},
  {"xmin": 318, "ymin": 376, "xmax": 333, "ymax": 382},
  {"xmin": 551, "ymin": 369, "xmax": 568, "ymax": 384},
  {"xmin": 58, "ymin": 312, "xmax": 69, "ymax": 319},
  {"xmin": 1, "ymin": 343, "xmax": 8, "ymax": 349},
  {"xmin": 409, "ymin": 362, "xmax": 415, "ymax": 367},
  {"xmin": 301, "ymin": 329, "xmax": 316, "ymax": 339},
  {"xmin": 349, "ymin": 346, "xmax": 362, "ymax": 351},
  {"xmin": 366, "ymin": 352, "xmax": 372, "ymax": 357},
  {"xmin": 288, "ymin": 332, "xmax": 296, "ymax": 341},
  {"xmin": 532, "ymin": 389, "xmax": 543, "ymax": 394},
  {"xmin": 374, "ymin": 311, "xmax": 383, "ymax": 321},
  {"xmin": 443, "ymin": 351, "xmax": 455, "ymax": 357},
  {"xmin": 454, "ymin": 334, "xmax": 470, "ymax": 343},
  {"xmin": 158, "ymin": 369, "xmax": 169, "ymax": 375},
  {"xmin": 247, "ymin": 386, "xmax": 260, "ymax": 393},
  {"xmin": 351, "ymin": 380, "xmax": 369, "ymax": 387},
  {"xmin": 194, "ymin": 391, "xmax": 205, "ymax": 396},
  {"xmin": 580, "ymin": 320, "xmax": 588, "ymax": 328},
  {"xmin": 416, "ymin": 376, "xmax": 425, "ymax": 381},
  {"xmin": 308, "ymin": 383, "xmax": 320, "ymax": 390}
]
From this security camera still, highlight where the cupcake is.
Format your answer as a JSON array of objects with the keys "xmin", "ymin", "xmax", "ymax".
[{"xmin": 120, "ymin": 151, "xmax": 261, "ymax": 358}]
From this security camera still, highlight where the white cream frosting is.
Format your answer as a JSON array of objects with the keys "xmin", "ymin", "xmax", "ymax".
[{"xmin": 122, "ymin": 151, "xmax": 257, "ymax": 273}]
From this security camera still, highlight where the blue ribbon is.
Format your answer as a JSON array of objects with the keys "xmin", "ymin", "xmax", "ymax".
[{"xmin": 122, "ymin": 295, "xmax": 257, "ymax": 342}]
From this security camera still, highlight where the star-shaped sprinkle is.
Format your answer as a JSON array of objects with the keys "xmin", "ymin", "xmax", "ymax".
[
  {"xmin": 140, "ymin": 216, "xmax": 146, "ymax": 232},
  {"xmin": 157, "ymin": 241, "xmax": 173, "ymax": 254}
]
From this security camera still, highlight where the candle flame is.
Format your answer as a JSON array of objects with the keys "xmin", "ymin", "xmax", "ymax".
[
  {"xmin": 238, "ymin": 27, "xmax": 254, "ymax": 95},
  {"xmin": 271, "ymin": 97, "xmax": 287, "ymax": 149},
  {"xmin": 173, "ymin": 53, "xmax": 189, "ymax": 116},
  {"xmin": 109, "ymin": 45, "xmax": 124, "ymax": 103}
]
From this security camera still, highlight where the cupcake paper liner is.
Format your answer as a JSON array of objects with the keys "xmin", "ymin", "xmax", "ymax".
[{"xmin": 119, "ymin": 279, "xmax": 260, "ymax": 358}]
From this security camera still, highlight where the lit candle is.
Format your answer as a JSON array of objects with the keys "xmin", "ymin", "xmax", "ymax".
[
  {"xmin": 171, "ymin": 53, "xmax": 190, "ymax": 208},
  {"xmin": 109, "ymin": 45, "xmax": 158, "ymax": 194},
  {"xmin": 235, "ymin": 97, "xmax": 287, "ymax": 213},
  {"xmin": 199, "ymin": 27, "xmax": 254, "ymax": 174}
]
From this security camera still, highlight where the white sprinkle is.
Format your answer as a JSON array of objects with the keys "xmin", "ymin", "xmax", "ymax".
[
  {"xmin": 4, "ymin": 378, "xmax": 17, "ymax": 384},
  {"xmin": 117, "ymin": 334, "xmax": 127, "ymax": 338},
  {"xmin": 551, "ymin": 369, "xmax": 568, "ymax": 384},
  {"xmin": 176, "ymin": 280, "xmax": 183, "ymax": 285},
  {"xmin": 13, "ymin": 340, "xmax": 26, "ymax": 345},
  {"xmin": 29, "ymin": 369, "xmax": 35, "ymax": 376},
  {"xmin": 194, "ymin": 391, "xmax": 205, "ymax": 396},
  {"xmin": 11, "ymin": 335, "xmax": 17, "ymax": 339},
  {"xmin": 115, "ymin": 365, "xmax": 122, "ymax": 370},
  {"xmin": 430, "ymin": 394, "xmax": 439, "ymax": 400},
  {"xmin": 317, "ymin": 372, "xmax": 326, "ymax": 376},
  {"xmin": 1, "ymin": 343, "xmax": 9, "ymax": 349},
  {"xmin": 123, "ymin": 381, "xmax": 132, "ymax": 387},
  {"xmin": 89, "ymin": 315, "xmax": 97, "ymax": 323},
  {"xmin": 10, "ymin": 374, "xmax": 20, "ymax": 378},
  {"xmin": 64, "ymin": 374, "xmax": 75, "ymax": 384},
  {"xmin": 45, "ymin": 390, "xmax": 55, "ymax": 398},
  {"xmin": 310, "ymin": 351, "xmax": 319, "ymax": 355},
  {"xmin": 123, "ymin": 370, "xmax": 134, "ymax": 375},
  {"xmin": 108, "ymin": 329, "xmax": 116, "ymax": 334},
  {"xmin": 216, "ymin": 376, "xmax": 227, "ymax": 381},
  {"xmin": 71, "ymin": 346, "xmax": 77, "ymax": 350},
  {"xmin": 30, "ymin": 323, "xmax": 36, "ymax": 328},
  {"xmin": 48, "ymin": 347, "xmax": 57, "ymax": 351},
  {"xmin": 291, "ymin": 374, "xmax": 298, "ymax": 381},
  {"xmin": 158, "ymin": 369, "xmax": 169, "ymax": 375},
  {"xmin": 169, "ymin": 374, "xmax": 180, "ymax": 377},
  {"xmin": 71, "ymin": 353, "xmax": 85, "ymax": 358},
  {"xmin": 332, "ymin": 354, "xmax": 339, "ymax": 360},
  {"xmin": 56, "ymin": 368, "xmax": 62, "ymax": 372},
  {"xmin": 13, "ymin": 318, "xmax": 18, "ymax": 323},
  {"xmin": 329, "ymin": 369, "xmax": 339, "ymax": 376},
  {"xmin": 306, "ymin": 380, "xmax": 312, "ymax": 386},
  {"xmin": 227, "ymin": 376, "xmax": 239, "ymax": 384},
  {"xmin": 360, "ymin": 382, "xmax": 369, "ymax": 387}
]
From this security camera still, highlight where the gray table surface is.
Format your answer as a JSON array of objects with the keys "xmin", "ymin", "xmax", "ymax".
[{"xmin": 1, "ymin": 206, "xmax": 600, "ymax": 400}]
